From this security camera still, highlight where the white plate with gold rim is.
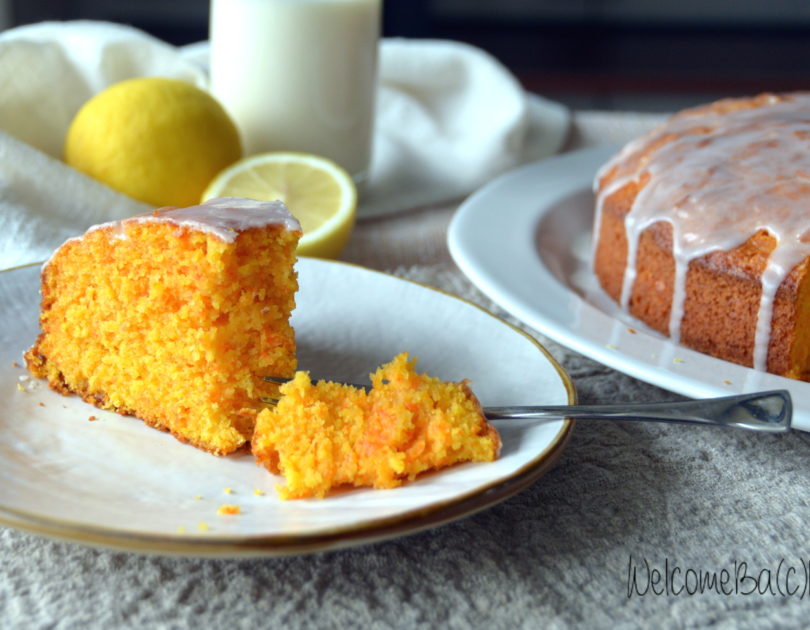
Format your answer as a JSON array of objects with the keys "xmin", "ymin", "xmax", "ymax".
[
  {"xmin": 0, "ymin": 258, "xmax": 573, "ymax": 557},
  {"xmin": 448, "ymin": 146, "xmax": 810, "ymax": 432}
]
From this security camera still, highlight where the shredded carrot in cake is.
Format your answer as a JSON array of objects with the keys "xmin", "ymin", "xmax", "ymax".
[
  {"xmin": 252, "ymin": 353, "xmax": 501, "ymax": 499},
  {"xmin": 24, "ymin": 201, "xmax": 300, "ymax": 455}
]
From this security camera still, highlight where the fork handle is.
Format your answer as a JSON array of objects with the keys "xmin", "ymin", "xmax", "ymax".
[{"xmin": 483, "ymin": 390, "xmax": 792, "ymax": 433}]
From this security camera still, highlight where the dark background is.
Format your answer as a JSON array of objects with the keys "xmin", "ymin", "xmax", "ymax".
[{"xmin": 8, "ymin": 0, "xmax": 810, "ymax": 111}]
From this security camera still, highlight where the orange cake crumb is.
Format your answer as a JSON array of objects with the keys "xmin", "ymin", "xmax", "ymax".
[
  {"xmin": 216, "ymin": 504, "xmax": 241, "ymax": 515},
  {"xmin": 252, "ymin": 353, "xmax": 501, "ymax": 499},
  {"xmin": 24, "ymin": 198, "xmax": 301, "ymax": 455}
]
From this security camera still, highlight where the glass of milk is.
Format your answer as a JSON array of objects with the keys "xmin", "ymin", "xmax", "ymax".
[{"xmin": 209, "ymin": 0, "xmax": 381, "ymax": 186}]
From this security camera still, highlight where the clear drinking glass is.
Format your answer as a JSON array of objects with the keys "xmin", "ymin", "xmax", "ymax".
[{"xmin": 209, "ymin": 0, "xmax": 381, "ymax": 186}]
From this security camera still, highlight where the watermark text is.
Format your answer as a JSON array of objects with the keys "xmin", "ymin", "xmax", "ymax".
[{"xmin": 627, "ymin": 557, "xmax": 810, "ymax": 598}]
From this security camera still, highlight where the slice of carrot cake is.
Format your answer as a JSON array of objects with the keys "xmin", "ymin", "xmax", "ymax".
[
  {"xmin": 25, "ymin": 197, "xmax": 301, "ymax": 455},
  {"xmin": 252, "ymin": 353, "xmax": 501, "ymax": 499}
]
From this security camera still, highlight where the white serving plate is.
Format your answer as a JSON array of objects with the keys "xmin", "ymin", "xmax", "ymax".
[{"xmin": 448, "ymin": 146, "xmax": 810, "ymax": 432}]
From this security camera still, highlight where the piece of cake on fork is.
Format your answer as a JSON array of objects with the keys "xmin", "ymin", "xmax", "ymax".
[
  {"xmin": 252, "ymin": 353, "xmax": 502, "ymax": 499},
  {"xmin": 25, "ymin": 197, "xmax": 301, "ymax": 455}
]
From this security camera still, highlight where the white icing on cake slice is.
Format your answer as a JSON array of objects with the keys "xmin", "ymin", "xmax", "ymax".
[
  {"xmin": 141, "ymin": 197, "xmax": 301, "ymax": 241},
  {"xmin": 44, "ymin": 197, "xmax": 301, "ymax": 270}
]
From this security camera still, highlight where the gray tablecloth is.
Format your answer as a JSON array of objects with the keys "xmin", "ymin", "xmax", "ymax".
[{"xmin": 5, "ymin": 111, "xmax": 810, "ymax": 629}]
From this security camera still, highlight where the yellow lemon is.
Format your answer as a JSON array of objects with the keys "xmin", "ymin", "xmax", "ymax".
[
  {"xmin": 203, "ymin": 152, "xmax": 357, "ymax": 259},
  {"xmin": 65, "ymin": 77, "xmax": 242, "ymax": 208}
]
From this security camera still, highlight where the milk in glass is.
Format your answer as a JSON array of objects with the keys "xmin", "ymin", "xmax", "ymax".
[{"xmin": 210, "ymin": 0, "xmax": 381, "ymax": 184}]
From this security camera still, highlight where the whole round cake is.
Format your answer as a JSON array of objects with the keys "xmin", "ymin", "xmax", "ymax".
[{"xmin": 592, "ymin": 93, "xmax": 810, "ymax": 380}]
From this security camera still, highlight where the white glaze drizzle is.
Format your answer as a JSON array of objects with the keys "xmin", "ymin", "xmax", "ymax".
[
  {"xmin": 594, "ymin": 93, "xmax": 810, "ymax": 371},
  {"xmin": 137, "ymin": 197, "xmax": 301, "ymax": 240},
  {"xmin": 43, "ymin": 197, "xmax": 301, "ymax": 270}
]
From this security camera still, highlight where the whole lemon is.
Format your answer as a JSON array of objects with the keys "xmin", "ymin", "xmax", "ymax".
[{"xmin": 65, "ymin": 77, "xmax": 242, "ymax": 207}]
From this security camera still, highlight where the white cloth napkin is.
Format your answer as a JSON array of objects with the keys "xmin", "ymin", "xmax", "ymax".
[
  {"xmin": 0, "ymin": 20, "xmax": 570, "ymax": 270},
  {"xmin": 363, "ymin": 38, "xmax": 569, "ymax": 216}
]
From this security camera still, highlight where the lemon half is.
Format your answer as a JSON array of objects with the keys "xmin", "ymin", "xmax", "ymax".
[{"xmin": 203, "ymin": 152, "xmax": 357, "ymax": 259}]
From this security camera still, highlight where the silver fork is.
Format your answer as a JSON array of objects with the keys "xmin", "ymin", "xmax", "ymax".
[{"xmin": 263, "ymin": 377, "xmax": 792, "ymax": 433}]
